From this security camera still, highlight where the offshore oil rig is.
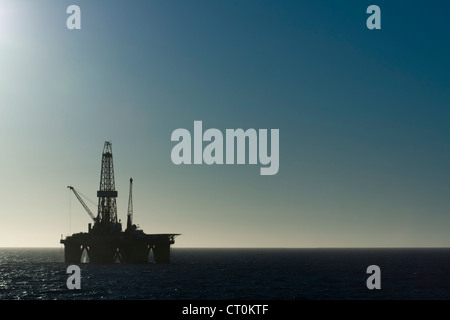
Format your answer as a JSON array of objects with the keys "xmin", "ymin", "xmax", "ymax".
[{"xmin": 60, "ymin": 141, "xmax": 179, "ymax": 264}]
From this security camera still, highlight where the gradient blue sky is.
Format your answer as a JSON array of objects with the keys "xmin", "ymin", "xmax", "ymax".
[{"xmin": 1, "ymin": 0, "xmax": 449, "ymax": 247}]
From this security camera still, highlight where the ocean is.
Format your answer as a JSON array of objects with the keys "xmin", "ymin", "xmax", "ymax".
[{"xmin": 0, "ymin": 248, "xmax": 449, "ymax": 300}]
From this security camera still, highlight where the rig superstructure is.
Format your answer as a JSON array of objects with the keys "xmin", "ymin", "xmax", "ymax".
[{"xmin": 60, "ymin": 141, "xmax": 179, "ymax": 264}]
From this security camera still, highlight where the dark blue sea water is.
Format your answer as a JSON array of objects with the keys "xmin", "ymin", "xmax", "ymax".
[{"xmin": 0, "ymin": 248, "xmax": 449, "ymax": 300}]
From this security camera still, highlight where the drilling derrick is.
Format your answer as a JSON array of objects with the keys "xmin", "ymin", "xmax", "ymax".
[
  {"xmin": 60, "ymin": 141, "xmax": 180, "ymax": 264},
  {"xmin": 97, "ymin": 142, "xmax": 119, "ymax": 231}
]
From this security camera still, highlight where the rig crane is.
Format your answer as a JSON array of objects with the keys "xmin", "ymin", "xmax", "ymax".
[{"xmin": 67, "ymin": 186, "xmax": 97, "ymax": 222}]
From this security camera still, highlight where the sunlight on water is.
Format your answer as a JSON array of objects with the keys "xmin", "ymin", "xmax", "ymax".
[{"xmin": 0, "ymin": 248, "xmax": 449, "ymax": 300}]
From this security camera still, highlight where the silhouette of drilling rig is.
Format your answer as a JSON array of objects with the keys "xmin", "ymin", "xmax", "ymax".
[{"xmin": 60, "ymin": 141, "xmax": 179, "ymax": 264}]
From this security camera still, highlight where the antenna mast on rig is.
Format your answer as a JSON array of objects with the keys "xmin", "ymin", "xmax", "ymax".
[{"xmin": 127, "ymin": 178, "xmax": 133, "ymax": 231}]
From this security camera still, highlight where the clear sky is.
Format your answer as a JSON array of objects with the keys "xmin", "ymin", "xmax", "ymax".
[{"xmin": 1, "ymin": 0, "xmax": 450, "ymax": 247}]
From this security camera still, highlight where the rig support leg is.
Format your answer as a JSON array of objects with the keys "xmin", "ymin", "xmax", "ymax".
[
  {"xmin": 64, "ymin": 244, "xmax": 83, "ymax": 263},
  {"xmin": 153, "ymin": 242, "xmax": 171, "ymax": 264}
]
